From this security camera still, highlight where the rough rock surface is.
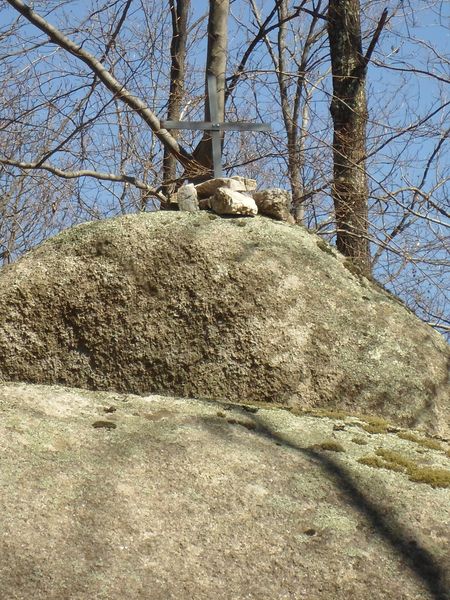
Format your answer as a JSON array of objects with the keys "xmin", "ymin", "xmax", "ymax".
[
  {"xmin": 0, "ymin": 212, "xmax": 448, "ymax": 435},
  {"xmin": 177, "ymin": 183, "xmax": 199, "ymax": 212},
  {"xmin": 253, "ymin": 188, "xmax": 295, "ymax": 223},
  {"xmin": 0, "ymin": 383, "xmax": 449, "ymax": 600},
  {"xmin": 210, "ymin": 187, "xmax": 258, "ymax": 216}
]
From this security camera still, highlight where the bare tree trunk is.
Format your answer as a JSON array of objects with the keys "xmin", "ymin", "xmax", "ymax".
[
  {"xmin": 276, "ymin": 1, "xmax": 302, "ymax": 214},
  {"xmin": 193, "ymin": 0, "xmax": 229, "ymax": 178},
  {"xmin": 248, "ymin": 0, "xmax": 326, "ymax": 224},
  {"xmin": 328, "ymin": 0, "xmax": 370, "ymax": 275},
  {"xmin": 162, "ymin": 0, "xmax": 190, "ymax": 199}
]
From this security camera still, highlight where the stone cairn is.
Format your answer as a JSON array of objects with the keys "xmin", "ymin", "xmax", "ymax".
[{"xmin": 170, "ymin": 176, "xmax": 295, "ymax": 224}]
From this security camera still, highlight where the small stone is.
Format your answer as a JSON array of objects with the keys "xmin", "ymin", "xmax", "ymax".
[
  {"xmin": 210, "ymin": 188, "xmax": 258, "ymax": 216},
  {"xmin": 177, "ymin": 184, "xmax": 199, "ymax": 212},
  {"xmin": 303, "ymin": 528, "xmax": 318, "ymax": 537},
  {"xmin": 196, "ymin": 177, "xmax": 249, "ymax": 199},
  {"xmin": 252, "ymin": 189, "xmax": 295, "ymax": 223}
]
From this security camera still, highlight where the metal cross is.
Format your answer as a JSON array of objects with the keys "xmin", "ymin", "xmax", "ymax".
[{"xmin": 162, "ymin": 74, "xmax": 271, "ymax": 178}]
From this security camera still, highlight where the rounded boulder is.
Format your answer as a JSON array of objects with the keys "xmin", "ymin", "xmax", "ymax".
[{"xmin": 0, "ymin": 212, "xmax": 448, "ymax": 435}]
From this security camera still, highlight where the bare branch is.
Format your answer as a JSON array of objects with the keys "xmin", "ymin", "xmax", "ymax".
[
  {"xmin": 0, "ymin": 157, "xmax": 166, "ymax": 202},
  {"xmin": 100, "ymin": 0, "xmax": 134, "ymax": 63},
  {"xmin": 372, "ymin": 61, "xmax": 450, "ymax": 85},
  {"xmin": 226, "ymin": 1, "xmax": 323, "ymax": 101},
  {"xmin": 363, "ymin": 8, "xmax": 389, "ymax": 67},
  {"xmin": 5, "ymin": 0, "xmax": 200, "ymax": 172}
]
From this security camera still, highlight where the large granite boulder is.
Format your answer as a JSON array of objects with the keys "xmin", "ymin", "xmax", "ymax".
[{"xmin": 0, "ymin": 211, "xmax": 448, "ymax": 435}]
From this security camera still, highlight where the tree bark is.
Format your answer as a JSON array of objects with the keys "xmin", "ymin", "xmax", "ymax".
[
  {"xmin": 193, "ymin": 0, "xmax": 230, "ymax": 178},
  {"xmin": 328, "ymin": 0, "xmax": 370, "ymax": 275},
  {"xmin": 162, "ymin": 0, "xmax": 190, "ymax": 199}
]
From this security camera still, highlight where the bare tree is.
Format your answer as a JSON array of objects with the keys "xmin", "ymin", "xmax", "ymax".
[
  {"xmin": 3, "ymin": 0, "xmax": 202, "ymax": 180},
  {"xmin": 162, "ymin": 0, "xmax": 191, "ymax": 198},
  {"xmin": 327, "ymin": 0, "xmax": 387, "ymax": 275},
  {"xmin": 192, "ymin": 0, "xmax": 230, "ymax": 178},
  {"xmin": 247, "ymin": 0, "xmax": 328, "ymax": 222}
]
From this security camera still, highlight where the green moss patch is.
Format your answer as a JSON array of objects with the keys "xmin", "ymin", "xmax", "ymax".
[
  {"xmin": 359, "ymin": 455, "xmax": 405, "ymax": 473},
  {"xmin": 92, "ymin": 420, "xmax": 117, "ymax": 430},
  {"xmin": 361, "ymin": 423, "xmax": 390, "ymax": 434},
  {"xmin": 358, "ymin": 448, "xmax": 450, "ymax": 489},
  {"xmin": 396, "ymin": 431, "xmax": 444, "ymax": 452},
  {"xmin": 359, "ymin": 415, "xmax": 393, "ymax": 434},
  {"xmin": 298, "ymin": 409, "xmax": 396, "ymax": 435},
  {"xmin": 308, "ymin": 440, "xmax": 345, "ymax": 453},
  {"xmin": 351, "ymin": 436, "xmax": 368, "ymax": 445}
]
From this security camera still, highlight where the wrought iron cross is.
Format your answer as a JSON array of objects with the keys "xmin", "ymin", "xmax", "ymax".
[{"xmin": 162, "ymin": 74, "xmax": 271, "ymax": 178}]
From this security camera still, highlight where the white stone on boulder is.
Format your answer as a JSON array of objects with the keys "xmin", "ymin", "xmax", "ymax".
[
  {"xmin": 210, "ymin": 187, "xmax": 258, "ymax": 216},
  {"xmin": 195, "ymin": 177, "xmax": 255, "ymax": 198},
  {"xmin": 177, "ymin": 184, "xmax": 199, "ymax": 212},
  {"xmin": 252, "ymin": 188, "xmax": 295, "ymax": 223}
]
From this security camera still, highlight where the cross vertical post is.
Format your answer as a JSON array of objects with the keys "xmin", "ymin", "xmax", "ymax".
[
  {"xmin": 207, "ymin": 73, "xmax": 224, "ymax": 178},
  {"xmin": 162, "ymin": 74, "xmax": 271, "ymax": 179}
]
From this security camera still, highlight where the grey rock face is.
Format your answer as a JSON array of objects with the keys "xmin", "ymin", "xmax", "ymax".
[
  {"xmin": 0, "ymin": 212, "xmax": 448, "ymax": 435},
  {"xmin": 198, "ymin": 196, "xmax": 212, "ymax": 210},
  {"xmin": 230, "ymin": 175, "xmax": 257, "ymax": 192}
]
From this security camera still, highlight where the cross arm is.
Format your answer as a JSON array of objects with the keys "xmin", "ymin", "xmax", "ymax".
[{"xmin": 162, "ymin": 121, "xmax": 271, "ymax": 132}]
